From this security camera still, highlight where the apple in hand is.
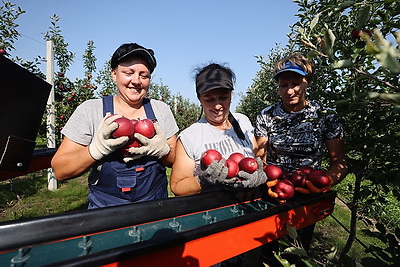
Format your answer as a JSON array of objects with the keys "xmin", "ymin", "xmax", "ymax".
[
  {"xmin": 298, "ymin": 166, "xmax": 313, "ymax": 175},
  {"xmin": 225, "ymin": 159, "xmax": 239, "ymax": 179},
  {"xmin": 238, "ymin": 157, "xmax": 258, "ymax": 174},
  {"xmin": 112, "ymin": 117, "xmax": 135, "ymax": 138},
  {"xmin": 273, "ymin": 180, "xmax": 295, "ymax": 200},
  {"xmin": 133, "ymin": 119, "xmax": 155, "ymax": 138},
  {"xmin": 290, "ymin": 170, "xmax": 307, "ymax": 187},
  {"xmin": 308, "ymin": 170, "xmax": 331, "ymax": 188},
  {"xmin": 228, "ymin": 152, "xmax": 245, "ymax": 164},
  {"xmin": 263, "ymin": 164, "xmax": 283, "ymax": 180},
  {"xmin": 129, "ymin": 118, "xmax": 155, "ymax": 147},
  {"xmin": 201, "ymin": 149, "xmax": 223, "ymax": 167}
]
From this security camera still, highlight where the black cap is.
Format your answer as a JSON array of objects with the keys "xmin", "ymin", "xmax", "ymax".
[
  {"xmin": 110, "ymin": 43, "xmax": 157, "ymax": 73},
  {"xmin": 196, "ymin": 68, "xmax": 234, "ymax": 95}
]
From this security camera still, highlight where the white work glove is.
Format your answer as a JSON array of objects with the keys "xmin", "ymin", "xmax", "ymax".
[
  {"xmin": 198, "ymin": 159, "xmax": 229, "ymax": 185},
  {"xmin": 235, "ymin": 157, "xmax": 268, "ymax": 188},
  {"xmin": 198, "ymin": 159, "xmax": 242, "ymax": 188},
  {"xmin": 88, "ymin": 114, "xmax": 130, "ymax": 161},
  {"xmin": 123, "ymin": 122, "xmax": 170, "ymax": 163}
]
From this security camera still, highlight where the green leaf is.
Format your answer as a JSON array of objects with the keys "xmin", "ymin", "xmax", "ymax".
[
  {"xmin": 394, "ymin": 32, "xmax": 400, "ymax": 46},
  {"xmin": 286, "ymin": 223, "xmax": 298, "ymax": 239},
  {"xmin": 324, "ymin": 28, "xmax": 336, "ymax": 49},
  {"xmin": 310, "ymin": 14, "xmax": 320, "ymax": 30},
  {"xmin": 336, "ymin": 1, "xmax": 356, "ymax": 11},
  {"xmin": 273, "ymin": 253, "xmax": 291, "ymax": 267},
  {"xmin": 283, "ymin": 247, "xmax": 308, "ymax": 256},
  {"xmin": 376, "ymin": 50, "xmax": 400, "ymax": 73},
  {"xmin": 332, "ymin": 59, "xmax": 354, "ymax": 69},
  {"xmin": 356, "ymin": 6, "xmax": 371, "ymax": 29},
  {"xmin": 368, "ymin": 92, "xmax": 400, "ymax": 105}
]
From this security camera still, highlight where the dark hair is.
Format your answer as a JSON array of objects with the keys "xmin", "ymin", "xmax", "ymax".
[
  {"xmin": 110, "ymin": 43, "xmax": 157, "ymax": 73},
  {"xmin": 194, "ymin": 63, "xmax": 236, "ymax": 96}
]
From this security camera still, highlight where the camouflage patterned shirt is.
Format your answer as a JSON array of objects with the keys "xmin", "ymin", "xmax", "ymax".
[{"xmin": 255, "ymin": 100, "xmax": 343, "ymax": 172}]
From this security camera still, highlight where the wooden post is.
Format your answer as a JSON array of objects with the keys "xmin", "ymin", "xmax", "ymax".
[{"xmin": 46, "ymin": 40, "xmax": 57, "ymax": 191}]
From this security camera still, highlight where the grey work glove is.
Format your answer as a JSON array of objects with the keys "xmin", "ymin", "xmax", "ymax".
[
  {"xmin": 235, "ymin": 157, "xmax": 268, "ymax": 188},
  {"xmin": 123, "ymin": 122, "xmax": 170, "ymax": 163},
  {"xmin": 198, "ymin": 159, "xmax": 232, "ymax": 186},
  {"xmin": 89, "ymin": 113, "xmax": 130, "ymax": 161}
]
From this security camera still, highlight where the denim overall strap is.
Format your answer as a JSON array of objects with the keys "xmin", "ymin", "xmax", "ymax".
[
  {"xmin": 102, "ymin": 95, "xmax": 114, "ymax": 116},
  {"xmin": 142, "ymin": 98, "xmax": 156, "ymax": 120},
  {"xmin": 102, "ymin": 96, "xmax": 154, "ymax": 120}
]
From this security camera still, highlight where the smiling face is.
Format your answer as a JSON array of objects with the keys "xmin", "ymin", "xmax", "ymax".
[
  {"xmin": 277, "ymin": 72, "xmax": 309, "ymax": 113},
  {"xmin": 111, "ymin": 57, "xmax": 151, "ymax": 106},
  {"xmin": 198, "ymin": 88, "xmax": 232, "ymax": 128}
]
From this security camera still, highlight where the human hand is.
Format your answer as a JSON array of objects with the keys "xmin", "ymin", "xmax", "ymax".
[
  {"xmin": 123, "ymin": 122, "xmax": 170, "ymax": 163},
  {"xmin": 198, "ymin": 159, "xmax": 232, "ymax": 186},
  {"xmin": 235, "ymin": 158, "xmax": 267, "ymax": 188},
  {"xmin": 89, "ymin": 114, "xmax": 129, "ymax": 160}
]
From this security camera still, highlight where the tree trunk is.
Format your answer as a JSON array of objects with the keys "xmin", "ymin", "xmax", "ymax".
[{"xmin": 339, "ymin": 171, "xmax": 362, "ymax": 261}]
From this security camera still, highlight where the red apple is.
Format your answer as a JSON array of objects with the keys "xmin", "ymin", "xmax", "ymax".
[
  {"xmin": 0, "ymin": 49, "xmax": 6, "ymax": 55},
  {"xmin": 273, "ymin": 180, "xmax": 295, "ymax": 200},
  {"xmin": 351, "ymin": 29, "xmax": 373, "ymax": 39},
  {"xmin": 201, "ymin": 149, "xmax": 223, "ymax": 167},
  {"xmin": 131, "ymin": 119, "xmax": 139, "ymax": 127},
  {"xmin": 308, "ymin": 170, "xmax": 330, "ymax": 188},
  {"xmin": 228, "ymin": 152, "xmax": 245, "ymax": 164},
  {"xmin": 298, "ymin": 166, "xmax": 313, "ymax": 175},
  {"xmin": 263, "ymin": 164, "xmax": 283, "ymax": 180},
  {"xmin": 290, "ymin": 170, "xmax": 307, "ymax": 187},
  {"xmin": 238, "ymin": 157, "xmax": 258, "ymax": 174},
  {"xmin": 225, "ymin": 159, "xmax": 239, "ymax": 179},
  {"xmin": 112, "ymin": 117, "xmax": 135, "ymax": 138},
  {"xmin": 134, "ymin": 119, "xmax": 155, "ymax": 139}
]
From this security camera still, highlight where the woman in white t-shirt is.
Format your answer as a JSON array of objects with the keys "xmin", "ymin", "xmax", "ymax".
[{"xmin": 170, "ymin": 63, "xmax": 267, "ymax": 196}]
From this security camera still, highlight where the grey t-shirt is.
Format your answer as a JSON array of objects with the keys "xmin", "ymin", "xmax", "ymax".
[
  {"xmin": 255, "ymin": 100, "xmax": 343, "ymax": 172},
  {"xmin": 61, "ymin": 98, "xmax": 179, "ymax": 145},
  {"xmin": 179, "ymin": 113, "xmax": 255, "ymax": 176}
]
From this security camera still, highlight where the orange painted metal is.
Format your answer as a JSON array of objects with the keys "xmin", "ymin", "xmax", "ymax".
[
  {"xmin": 102, "ymin": 197, "xmax": 335, "ymax": 267},
  {"xmin": 0, "ymin": 149, "xmax": 55, "ymax": 181}
]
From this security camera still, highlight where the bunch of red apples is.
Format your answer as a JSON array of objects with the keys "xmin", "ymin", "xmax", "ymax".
[
  {"xmin": 201, "ymin": 149, "xmax": 258, "ymax": 179},
  {"xmin": 264, "ymin": 164, "xmax": 331, "ymax": 202},
  {"xmin": 109, "ymin": 115, "xmax": 155, "ymax": 155}
]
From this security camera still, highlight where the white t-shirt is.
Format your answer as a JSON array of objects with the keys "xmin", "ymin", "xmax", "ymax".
[
  {"xmin": 61, "ymin": 98, "xmax": 179, "ymax": 146},
  {"xmin": 179, "ymin": 113, "xmax": 255, "ymax": 176}
]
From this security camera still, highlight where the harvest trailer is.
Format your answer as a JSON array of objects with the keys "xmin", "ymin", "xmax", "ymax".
[{"xmin": 0, "ymin": 56, "xmax": 336, "ymax": 267}]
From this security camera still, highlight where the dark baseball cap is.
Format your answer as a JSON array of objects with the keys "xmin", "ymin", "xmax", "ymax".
[
  {"xmin": 110, "ymin": 43, "xmax": 157, "ymax": 73},
  {"xmin": 196, "ymin": 68, "xmax": 234, "ymax": 95},
  {"xmin": 273, "ymin": 61, "xmax": 308, "ymax": 80}
]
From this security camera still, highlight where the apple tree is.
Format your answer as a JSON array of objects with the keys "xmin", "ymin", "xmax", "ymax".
[
  {"xmin": 42, "ymin": 15, "xmax": 98, "ymax": 145},
  {"xmin": 147, "ymin": 82, "xmax": 201, "ymax": 133},
  {"xmin": 238, "ymin": 0, "xmax": 399, "ymax": 264},
  {"xmin": 290, "ymin": 1, "xmax": 399, "ymax": 264},
  {"xmin": 0, "ymin": 1, "xmax": 24, "ymax": 56}
]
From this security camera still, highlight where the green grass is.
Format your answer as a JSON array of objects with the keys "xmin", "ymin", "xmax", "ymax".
[
  {"xmin": 312, "ymin": 200, "xmax": 390, "ymax": 266},
  {"xmin": 1, "ymin": 168, "xmax": 174, "ymax": 223},
  {"xmin": 0, "ymin": 172, "xmax": 88, "ymax": 222}
]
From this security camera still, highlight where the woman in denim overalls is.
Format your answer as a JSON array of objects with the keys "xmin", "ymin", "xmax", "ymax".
[{"xmin": 51, "ymin": 43, "xmax": 179, "ymax": 208}]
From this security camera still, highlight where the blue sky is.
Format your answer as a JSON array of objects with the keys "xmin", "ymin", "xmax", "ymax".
[{"xmin": 11, "ymin": 0, "xmax": 299, "ymax": 108}]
